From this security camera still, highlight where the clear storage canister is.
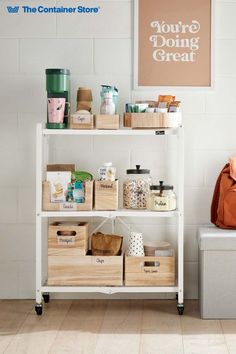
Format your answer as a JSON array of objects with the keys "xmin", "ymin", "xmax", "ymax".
[
  {"xmin": 147, "ymin": 181, "xmax": 177, "ymax": 211},
  {"xmin": 123, "ymin": 165, "xmax": 152, "ymax": 209}
]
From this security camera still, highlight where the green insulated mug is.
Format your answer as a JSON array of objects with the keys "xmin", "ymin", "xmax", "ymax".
[{"xmin": 46, "ymin": 68, "xmax": 71, "ymax": 129}]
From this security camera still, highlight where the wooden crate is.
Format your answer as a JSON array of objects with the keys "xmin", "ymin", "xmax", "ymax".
[
  {"xmin": 123, "ymin": 112, "xmax": 181, "ymax": 129},
  {"xmin": 95, "ymin": 114, "xmax": 120, "ymax": 130},
  {"xmin": 125, "ymin": 252, "xmax": 175, "ymax": 286},
  {"xmin": 48, "ymin": 251, "xmax": 124, "ymax": 286},
  {"xmin": 94, "ymin": 180, "xmax": 118, "ymax": 210},
  {"xmin": 48, "ymin": 222, "xmax": 88, "ymax": 256},
  {"xmin": 42, "ymin": 180, "xmax": 93, "ymax": 211},
  {"xmin": 70, "ymin": 113, "xmax": 94, "ymax": 129}
]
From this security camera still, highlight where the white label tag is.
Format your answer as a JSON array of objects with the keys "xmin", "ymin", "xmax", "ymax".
[
  {"xmin": 154, "ymin": 197, "xmax": 168, "ymax": 211},
  {"xmin": 59, "ymin": 203, "xmax": 77, "ymax": 211},
  {"xmin": 57, "ymin": 236, "xmax": 75, "ymax": 245},
  {"xmin": 72, "ymin": 114, "xmax": 91, "ymax": 124}
]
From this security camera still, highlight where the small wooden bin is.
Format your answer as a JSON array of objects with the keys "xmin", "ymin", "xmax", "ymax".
[
  {"xmin": 70, "ymin": 113, "xmax": 94, "ymax": 129},
  {"xmin": 42, "ymin": 180, "xmax": 93, "ymax": 211},
  {"xmin": 94, "ymin": 180, "xmax": 118, "ymax": 210},
  {"xmin": 125, "ymin": 252, "xmax": 175, "ymax": 286},
  {"xmin": 124, "ymin": 112, "xmax": 181, "ymax": 129},
  {"xmin": 48, "ymin": 222, "xmax": 89, "ymax": 257},
  {"xmin": 48, "ymin": 251, "xmax": 124, "ymax": 286},
  {"xmin": 95, "ymin": 114, "xmax": 120, "ymax": 130}
]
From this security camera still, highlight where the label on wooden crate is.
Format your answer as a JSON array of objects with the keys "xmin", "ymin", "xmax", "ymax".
[
  {"xmin": 96, "ymin": 182, "xmax": 117, "ymax": 191},
  {"xmin": 59, "ymin": 203, "xmax": 77, "ymax": 211},
  {"xmin": 57, "ymin": 236, "xmax": 75, "ymax": 246},
  {"xmin": 92, "ymin": 257, "xmax": 111, "ymax": 265},
  {"xmin": 72, "ymin": 114, "xmax": 91, "ymax": 124}
]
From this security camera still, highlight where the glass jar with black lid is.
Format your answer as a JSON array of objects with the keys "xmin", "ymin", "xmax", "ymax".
[
  {"xmin": 123, "ymin": 165, "xmax": 152, "ymax": 209},
  {"xmin": 147, "ymin": 181, "xmax": 177, "ymax": 211}
]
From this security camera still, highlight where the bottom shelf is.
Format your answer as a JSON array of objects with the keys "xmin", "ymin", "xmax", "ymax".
[{"xmin": 41, "ymin": 285, "xmax": 179, "ymax": 294}]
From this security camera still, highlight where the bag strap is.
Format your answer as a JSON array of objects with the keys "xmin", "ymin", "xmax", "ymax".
[
  {"xmin": 211, "ymin": 163, "xmax": 228, "ymax": 225},
  {"xmin": 229, "ymin": 157, "xmax": 236, "ymax": 181}
]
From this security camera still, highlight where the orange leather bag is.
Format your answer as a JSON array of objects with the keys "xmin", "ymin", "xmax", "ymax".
[{"xmin": 211, "ymin": 157, "xmax": 236, "ymax": 228}]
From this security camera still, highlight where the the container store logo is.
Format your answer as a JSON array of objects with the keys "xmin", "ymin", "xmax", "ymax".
[
  {"xmin": 6, "ymin": 5, "xmax": 101, "ymax": 14},
  {"xmin": 7, "ymin": 6, "xmax": 19, "ymax": 13}
]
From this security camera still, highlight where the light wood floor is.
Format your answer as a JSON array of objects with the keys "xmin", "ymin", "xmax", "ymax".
[{"xmin": 0, "ymin": 300, "xmax": 236, "ymax": 354}]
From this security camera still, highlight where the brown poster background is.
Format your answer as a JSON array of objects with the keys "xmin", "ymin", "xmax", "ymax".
[{"xmin": 138, "ymin": 0, "xmax": 211, "ymax": 86}]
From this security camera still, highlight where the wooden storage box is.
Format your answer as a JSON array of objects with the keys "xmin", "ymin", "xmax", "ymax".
[
  {"xmin": 95, "ymin": 114, "xmax": 120, "ymax": 130},
  {"xmin": 70, "ymin": 113, "xmax": 94, "ymax": 129},
  {"xmin": 125, "ymin": 252, "xmax": 175, "ymax": 286},
  {"xmin": 124, "ymin": 112, "xmax": 181, "ymax": 129},
  {"xmin": 94, "ymin": 180, "xmax": 118, "ymax": 210},
  {"xmin": 48, "ymin": 251, "xmax": 124, "ymax": 286},
  {"xmin": 42, "ymin": 180, "xmax": 93, "ymax": 211},
  {"xmin": 48, "ymin": 222, "xmax": 88, "ymax": 256}
]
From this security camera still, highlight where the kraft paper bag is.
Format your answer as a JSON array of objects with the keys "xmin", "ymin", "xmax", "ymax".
[{"xmin": 91, "ymin": 232, "xmax": 123, "ymax": 256}]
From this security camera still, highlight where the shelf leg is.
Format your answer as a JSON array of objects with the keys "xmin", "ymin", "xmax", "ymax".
[
  {"xmin": 36, "ymin": 124, "xmax": 43, "ymax": 308},
  {"xmin": 177, "ymin": 126, "xmax": 184, "ymax": 306}
]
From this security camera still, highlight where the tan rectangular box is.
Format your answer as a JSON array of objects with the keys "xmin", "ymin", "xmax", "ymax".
[
  {"xmin": 94, "ymin": 180, "xmax": 118, "ymax": 210},
  {"xmin": 70, "ymin": 113, "xmax": 94, "ymax": 129},
  {"xmin": 95, "ymin": 114, "xmax": 120, "ymax": 130},
  {"xmin": 42, "ymin": 180, "xmax": 93, "ymax": 211},
  {"xmin": 123, "ymin": 112, "xmax": 181, "ymax": 129},
  {"xmin": 48, "ymin": 251, "xmax": 124, "ymax": 286},
  {"xmin": 125, "ymin": 253, "xmax": 175, "ymax": 286},
  {"xmin": 48, "ymin": 222, "xmax": 88, "ymax": 257}
]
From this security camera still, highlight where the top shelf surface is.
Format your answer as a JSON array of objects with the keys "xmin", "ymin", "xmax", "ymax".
[{"xmin": 42, "ymin": 127, "xmax": 181, "ymax": 136}]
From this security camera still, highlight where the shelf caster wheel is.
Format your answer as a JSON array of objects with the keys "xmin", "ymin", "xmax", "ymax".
[
  {"xmin": 177, "ymin": 304, "xmax": 184, "ymax": 315},
  {"xmin": 43, "ymin": 293, "xmax": 50, "ymax": 303},
  {"xmin": 35, "ymin": 304, "xmax": 43, "ymax": 316}
]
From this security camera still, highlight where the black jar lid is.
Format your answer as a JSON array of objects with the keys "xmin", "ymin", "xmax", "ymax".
[
  {"xmin": 46, "ymin": 68, "xmax": 70, "ymax": 75},
  {"xmin": 150, "ymin": 181, "xmax": 173, "ymax": 190},
  {"xmin": 126, "ymin": 165, "xmax": 150, "ymax": 174}
]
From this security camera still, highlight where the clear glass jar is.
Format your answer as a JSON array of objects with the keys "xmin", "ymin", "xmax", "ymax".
[
  {"xmin": 123, "ymin": 165, "xmax": 152, "ymax": 209},
  {"xmin": 147, "ymin": 181, "xmax": 177, "ymax": 211}
]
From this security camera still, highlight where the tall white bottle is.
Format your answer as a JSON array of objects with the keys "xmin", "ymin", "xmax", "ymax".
[{"xmin": 100, "ymin": 92, "xmax": 116, "ymax": 115}]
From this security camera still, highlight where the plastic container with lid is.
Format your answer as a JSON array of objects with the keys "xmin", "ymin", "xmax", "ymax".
[
  {"xmin": 123, "ymin": 165, "xmax": 152, "ymax": 209},
  {"xmin": 147, "ymin": 181, "xmax": 176, "ymax": 211},
  {"xmin": 98, "ymin": 162, "xmax": 116, "ymax": 181}
]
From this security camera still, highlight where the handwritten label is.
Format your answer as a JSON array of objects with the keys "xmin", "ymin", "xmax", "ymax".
[
  {"xmin": 72, "ymin": 114, "xmax": 92, "ymax": 124},
  {"xmin": 57, "ymin": 236, "xmax": 75, "ymax": 245},
  {"xmin": 149, "ymin": 20, "xmax": 200, "ymax": 62},
  {"xmin": 59, "ymin": 203, "xmax": 77, "ymax": 211}
]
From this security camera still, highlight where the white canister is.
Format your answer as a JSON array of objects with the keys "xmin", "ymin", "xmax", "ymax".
[
  {"xmin": 128, "ymin": 231, "xmax": 144, "ymax": 256},
  {"xmin": 98, "ymin": 162, "xmax": 116, "ymax": 181}
]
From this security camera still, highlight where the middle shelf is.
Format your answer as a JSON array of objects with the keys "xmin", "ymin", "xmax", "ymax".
[{"xmin": 40, "ymin": 209, "xmax": 180, "ymax": 218}]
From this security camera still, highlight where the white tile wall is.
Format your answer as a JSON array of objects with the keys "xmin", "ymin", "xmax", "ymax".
[
  {"xmin": 56, "ymin": 1, "xmax": 132, "ymax": 38},
  {"xmin": 0, "ymin": 40, "xmax": 19, "ymax": 74},
  {"xmin": 94, "ymin": 39, "xmax": 131, "ymax": 75},
  {"xmin": 216, "ymin": 2, "xmax": 236, "ymax": 39},
  {"xmin": 19, "ymin": 39, "xmax": 94, "ymax": 75},
  {"xmin": 0, "ymin": 188, "xmax": 18, "ymax": 224},
  {"xmin": 215, "ymin": 40, "xmax": 236, "ymax": 77},
  {"xmin": 0, "ymin": 0, "xmax": 236, "ymax": 299},
  {"xmin": 0, "ymin": 1, "xmax": 57, "ymax": 38}
]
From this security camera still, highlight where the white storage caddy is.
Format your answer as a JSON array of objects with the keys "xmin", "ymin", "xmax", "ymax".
[{"xmin": 198, "ymin": 226, "xmax": 236, "ymax": 319}]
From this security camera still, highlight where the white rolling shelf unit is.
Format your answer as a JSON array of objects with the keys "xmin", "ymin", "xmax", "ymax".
[{"xmin": 35, "ymin": 123, "xmax": 184, "ymax": 315}]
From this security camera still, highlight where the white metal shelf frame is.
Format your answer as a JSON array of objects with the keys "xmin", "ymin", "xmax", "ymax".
[{"xmin": 36, "ymin": 123, "xmax": 184, "ymax": 312}]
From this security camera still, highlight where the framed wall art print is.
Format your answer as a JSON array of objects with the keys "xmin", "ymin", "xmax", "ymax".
[{"xmin": 134, "ymin": 0, "xmax": 214, "ymax": 88}]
